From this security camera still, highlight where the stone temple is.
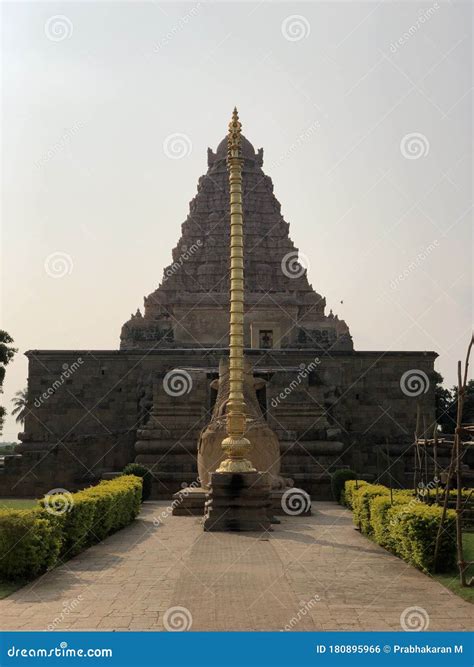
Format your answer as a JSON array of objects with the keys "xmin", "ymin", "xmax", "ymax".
[{"xmin": 1, "ymin": 133, "xmax": 438, "ymax": 499}]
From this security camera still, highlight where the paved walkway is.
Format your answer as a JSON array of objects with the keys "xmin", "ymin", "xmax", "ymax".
[{"xmin": 0, "ymin": 502, "xmax": 471, "ymax": 631}]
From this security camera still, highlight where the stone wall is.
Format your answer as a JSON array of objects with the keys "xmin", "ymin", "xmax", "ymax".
[{"xmin": 0, "ymin": 348, "xmax": 437, "ymax": 498}]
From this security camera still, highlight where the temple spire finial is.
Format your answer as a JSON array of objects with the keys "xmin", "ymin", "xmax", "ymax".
[{"xmin": 227, "ymin": 107, "xmax": 242, "ymax": 160}]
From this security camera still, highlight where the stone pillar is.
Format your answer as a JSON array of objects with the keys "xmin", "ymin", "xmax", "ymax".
[{"xmin": 203, "ymin": 471, "xmax": 272, "ymax": 532}]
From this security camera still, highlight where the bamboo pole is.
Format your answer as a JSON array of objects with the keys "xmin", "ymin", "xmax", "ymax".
[
  {"xmin": 433, "ymin": 423, "xmax": 439, "ymax": 505},
  {"xmin": 454, "ymin": 335, "xmax": 473, "ymax": 586},
  {"xmin": 433, "ymin": 334, "xmax": 473, "ymax": 580}
]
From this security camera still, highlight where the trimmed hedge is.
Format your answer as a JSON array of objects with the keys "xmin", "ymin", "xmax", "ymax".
[
  {"xmin": 351, "ymin": 484, "xmax": 389, "ymax": 534},
  {"xmin": 370, "ymin": 492, "xmax": 412, "ymax": 549},
  {"xmin": 331, "ymin": 469, "xmax": 358, "ymax": 504},
  {"xmin": 344, "ymin": 480, "xmax": 456, "ymax": 573},
  {"xmin": 0, "ymin": 475, "xmax": 142, "ymax": 581},
  {"xmin": 388, "ymin": 502, "xmax": 456, "ymax": 573},
  {"xmin": 0, "ymin": 508, "xmax": 63, "ymax": 580},
  {"xmin": 342, "ymin": 479, "xmax": 368, "ymax": 510},
  {"xmin": 122, "ymin": 463, "xmax": 153, "ymax": 501}
]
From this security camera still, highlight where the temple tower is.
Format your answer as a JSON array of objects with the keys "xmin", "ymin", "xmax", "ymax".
[{"xmin": 120, "ymin": 131, "xmax": 352, "ymax": 352}]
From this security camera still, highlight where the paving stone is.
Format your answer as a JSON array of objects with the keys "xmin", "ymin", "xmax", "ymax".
[{"xmin": 0, "ymin": 502, "xmax": 471, "ymax": 632}]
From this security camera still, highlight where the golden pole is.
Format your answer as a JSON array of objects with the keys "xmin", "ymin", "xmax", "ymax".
[{"xmin": 217, "ymin": 108, "xmax": 255, "ymax": 474}]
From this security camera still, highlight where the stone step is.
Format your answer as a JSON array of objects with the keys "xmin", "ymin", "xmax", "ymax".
[{"xmin": 135, "ymin": 440, "xmax": 198, "ymax": 454}]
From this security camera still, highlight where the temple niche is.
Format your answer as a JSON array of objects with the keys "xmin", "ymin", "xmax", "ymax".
[{"xmin": 120, "ymin": 134, "xmax": 352, "ymax": 353}]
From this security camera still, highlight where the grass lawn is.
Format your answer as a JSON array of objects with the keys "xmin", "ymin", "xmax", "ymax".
[
  {"xmin": 432, "ymin": 532, "xmax": 474, "ymax": 603},
  {"xmin": 0, "ymin": 498, "xmax": 37, "ymax": 510}
]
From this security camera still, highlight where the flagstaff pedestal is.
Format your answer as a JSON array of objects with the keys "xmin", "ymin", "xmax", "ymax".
[{"xmin": 203, "ymin": 471, "xmax": 272, "ymax": 532}]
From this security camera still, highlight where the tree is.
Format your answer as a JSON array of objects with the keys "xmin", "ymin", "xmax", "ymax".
[
  {"xmin": 435, "ymin": 369, "xmax": 474, "ymax": 434},
  {"xmin": 11, "ymin": 388, "xmax": 28, "ymax": 425},
  {"xmin": 0, "ymin": 330, "xmax": 18, "ymax": 434}
]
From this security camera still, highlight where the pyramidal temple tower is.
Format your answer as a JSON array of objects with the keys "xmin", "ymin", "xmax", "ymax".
[
  {"xmin": 0, "ymin": 123, "xmax": 438, "ymax": 502},
  {"xmin": 120, "ymin": 134, "xmax": 352, "ymax": 352}
]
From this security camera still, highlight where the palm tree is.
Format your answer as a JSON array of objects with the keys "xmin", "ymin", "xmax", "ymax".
[{"xmin": 11, "ymin": 388, "xmax": 28, "ymax": 425}]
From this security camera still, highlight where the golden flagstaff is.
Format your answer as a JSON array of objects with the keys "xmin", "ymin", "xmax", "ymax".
[{"xmin": 217, "ymin": 108, "xmax": 256, "ymax": 474}]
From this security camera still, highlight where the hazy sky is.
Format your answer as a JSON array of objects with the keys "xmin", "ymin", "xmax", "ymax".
[{"xmin": 1, "ymin": 1, "xmax": 472, "ymax": 440}]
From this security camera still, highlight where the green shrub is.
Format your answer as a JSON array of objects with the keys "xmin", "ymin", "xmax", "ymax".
[
  {"xmin": 54, "ymin": 492, "xmax": 97, "ymax": 558},
  {"xmin": 0, "ymin": 508, "xmax": 63, "ymax": 580},
  {"xmin": 123, "ymin": 463, "xmax": 153, "ymax": 501},
  {"xmin": 343, "ymin": 479, "xmax": 368, "ymax": 509},
  {"xmin": 370, "ymin": 492, "xmax": 413, "ymax": 549},
  {"xmin": 0, "ymin": 476, "xmax": 142, "ymax": 583},
  {"xmin": 331, "ymin": 469, "xmax": 358, "ymax": 504},
  {"xmin": 352, "ymin": 484, "xmax": 388, "ymax": 533},
  {"xmin": 39, "ymin": 475, "xmax": 142, "ymax": 559},
  {"xmin": 387, "ymin": 503, "xmax": 456, "ymax": 573},
  {"xmin": 344, "ymin": 481, "xmax": 457, "ymax": 574},
  {"xmin": 422, "ymin": 487, "xmax": 472, "ymax": 503}
]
